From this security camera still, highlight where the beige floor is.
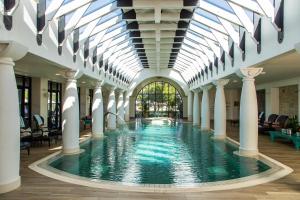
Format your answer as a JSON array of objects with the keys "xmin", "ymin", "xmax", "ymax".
[{"xmin": 1, "ymin": 125, "xmax": 300, "ymax": 200}]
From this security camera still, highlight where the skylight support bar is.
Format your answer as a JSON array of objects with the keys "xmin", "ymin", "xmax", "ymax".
[
  {"xmin": 54, "ymin": 0, "xmax": 93, "ymax": 19},
  {"xmin": 256, "ymin": 0, "xmax": 275, "ymax": 21},
  {"xmin": 210, "ymin": 29, "xmax": 229, "ymax": 53},
  {"xmin": 203, "ymin": 37, "xmax": 220, "ymax": 57},
  {"xmin": 75, "ymin": 3, "xmax": 118, "ymax": 28},
  {"xmin": 227, "ymin": 2, "xmax": 255, "ymax": 38},
  {"xmin": 218, "ymin": 17, "xmax": 239, "ymax": 44},
  {"xmin": 226, "ymin": 0, "xmax": 265, "ymax": 15},
  {"xmin": 193, "ymin": 12, "xmax": 227, "ymax": 35},
  {"xmin": 197, "ymin": 1, "xmax": 242, "ymax": 26},
  {"xmin": 44, "ymin": 0, "xmax": 64, "ymax": 24},
  {"xmin": 90, "ymin": 17, "xmax": 123, "ymax": 38}
]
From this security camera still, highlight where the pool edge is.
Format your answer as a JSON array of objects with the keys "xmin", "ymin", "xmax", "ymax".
[{"xmin": 28, "ymin": 135, "xmax": 294, "ymax": 193}]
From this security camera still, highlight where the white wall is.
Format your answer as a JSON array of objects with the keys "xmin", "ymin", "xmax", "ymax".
[{"xmin": 31, "ymin": 77, "xmax": 48, "ymax": 126}]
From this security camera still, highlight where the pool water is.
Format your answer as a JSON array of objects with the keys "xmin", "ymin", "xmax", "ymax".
[{"xmin": 49, "ymin": 119, "xmax": 270, "ymax": 185}]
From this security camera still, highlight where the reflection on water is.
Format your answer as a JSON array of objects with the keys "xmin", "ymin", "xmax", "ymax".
[{"xmin": 50, "ymin": 120, "xmax": 270, "ymax": 184}]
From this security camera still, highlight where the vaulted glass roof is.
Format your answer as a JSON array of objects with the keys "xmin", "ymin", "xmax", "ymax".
[{"xmin": 33, "ymin": 0, "xmax": 282, "ymax": 85}]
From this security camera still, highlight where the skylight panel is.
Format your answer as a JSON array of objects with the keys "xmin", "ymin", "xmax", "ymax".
[
  {"xmin": 204, "ymin": 0, "xmax": 234, "ymax": 14},
  {"xmin": 195, "ymin": 8, "xmax": 219, "ymax": 23},
  {"xmin": 84, "ymin": 0, "xmax": 115, "ymax": 16}
]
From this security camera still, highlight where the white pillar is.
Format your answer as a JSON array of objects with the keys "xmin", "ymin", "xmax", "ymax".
[
  {"xmin": 188, "ymin": 91, "xmax": 193, "ymax": 122},
  {"xmin": 236, "ymin": 68, "xmax": 263, "ymax": 157},
  {"xmin": 201, "ymin": 86, "xmax": 212, "ymax": 130},
  {"xmin": 62, "ymin": 71, "xmax": 80, "ymax": 154},
  {"xmin": 124, "ymin": 92, "xmax": 130, "ymax": 121},
  {"xmin": 107, "ymin": 88, "xmax": 117, "ymax": 130},
  {"xmin": 117, "ymin": 91, "xmax": 125, "ymax": 124},
  {"xmin": 0, "ymin": 57, "xmax": 21, "ymax": 193},
  {"xmin": 92, "ymin": 81, "xmax": 104, "ymax": 137},
  {"xmin": 193, "ymin": 90, "xmax": 200, "ymax": 126},
  {"xmin": 213, "ymin": 79, "xmax": 229, "ymax": 139}
]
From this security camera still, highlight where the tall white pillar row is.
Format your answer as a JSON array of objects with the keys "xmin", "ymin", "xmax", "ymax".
[
  {"xmin": 124, "ymin": 92, "xmax": 130, "ymax": 122},
  {"xmin": 62, "ymin": 70, "xmax": 80, "ymax": 154},
  {"xmin": 92, "ymin": 81, "xmax": 104, "ymax": 138},
  {"xmin": 117, "ymin": 91, "xmax": 125, "ymax": 124},
  {"xmin": 193, "ymin": 89, "xmax": 200, "ymax": 126},
  {"xmin": 201, "ymin": 86, "xmax": 212, "ymax": 131},
  {"xmin": 107, "ymin": 87, "xmax": 117, "ymax": 130},
  {"xmin": 213, "ymin": 79, "xmax": 229, "ymax": 139},
  {"xmin": 188, "ymin": 91, "xmax": 193, "ymax": 122},
  {"xmin": 236, "ymin": 68, "xmax": 263, "ymax": 157},
  {"xmin": 0, "ymin": 57, "xmax": 21, "ymax": 193}
]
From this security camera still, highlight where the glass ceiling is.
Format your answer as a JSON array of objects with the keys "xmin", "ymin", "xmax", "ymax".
[{"xmin": 36, "ymin": 0, "xmax": 279, "ymax": 85}]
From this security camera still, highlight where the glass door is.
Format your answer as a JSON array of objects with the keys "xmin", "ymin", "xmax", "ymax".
[
  {"xmin": 16, "ymin": 75, "xmax": 32, "ymax": 126},
  {"xmin": 48, "ymin": 81, "xmax": 62, "ymax": 129}
]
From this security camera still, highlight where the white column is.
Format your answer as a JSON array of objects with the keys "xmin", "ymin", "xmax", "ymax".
[
  {"xmin": 124, "ymin": 92, "xmax": 130, "ymax": 121},
  {"xmin": 236, "ymin": 68, "xmax": 263, "ymax": 157},
  {"xmin": 62, "ymin": 71, "xmax": 80, "ymax": 154},
  {"xmin": 107, "ymin": 88, "xmax": 117, "ymax": 130},
  {"xmin": 201, "ymin": 86, "xmax": 212, "ymax": 130},
  {"xmin": 213, "ymin": 79, "xmax": 229, "ymax": 139},
  {"xmin": 193, "ymin": 90, "xmax": 200, "ymax": 126},
  {"xmin": 117, "ymin": 91, "xmax": 125, "ymax": 124},
  {"xmin": 92, "ymin": 81, "xmax": 104, "ymax": 138},
  {"xmin": 0, "ymin": 57, "xmax": 21, "ymax": 193},
  {"xmin": 188, "ymin": 91, "xmax": 193, "ymax": 122},
  {"xmin": 265, "ymin": 87, "xmax": 279, "ymax": 117}
]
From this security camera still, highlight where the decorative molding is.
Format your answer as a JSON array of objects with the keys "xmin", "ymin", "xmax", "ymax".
[{"xmin": 236, "ymin": 68, "xmax": 263, "ymax": 79}]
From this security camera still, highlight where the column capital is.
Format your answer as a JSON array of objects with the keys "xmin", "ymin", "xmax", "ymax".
[
  {"xmin": 0, "ymin": 57, "xmax": 14, "ymax": 66},
  {"xmin": 193, "ymin": 88, "xmax": 201, "ymax": 93},
  {"xmin": 213, "ymin": 79, "xmax": 230, "ymax": 87},
  {"xmin": 64, "ymin": 70, "xmax": 79, "ymax": 81},
  {"xmin": 0, "ymin": 41, "xmax": 28, "ymax": 61},
  {"xmin": 95, "ymin": 81, "xmax": 103, "ymax": 89},
  {"xmin": 236, "ymin": 68, "xmax": 263, "ymax": 80},
  {"xmin": 200, "ymin": 85, "xmax": 212, "ymax": 91}
]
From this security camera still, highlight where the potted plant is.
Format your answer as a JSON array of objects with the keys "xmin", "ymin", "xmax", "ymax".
[{"xmin": 287, "ymin": 115, "xmax": 300, "ymax": 133}]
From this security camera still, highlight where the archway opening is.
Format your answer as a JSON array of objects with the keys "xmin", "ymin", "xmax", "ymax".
[{"xmin": 135, "ymin": 81, "xmax": 183, "ymax": 118}]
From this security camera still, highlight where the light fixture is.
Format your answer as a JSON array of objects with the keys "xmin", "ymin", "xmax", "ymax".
[
  {"xmin": 81, "ymin": 81, "xmax": 86, "ymax": 84},
  {"xmin": 55, "ymin": 73, "xmax": 61, "ymax": 76}
]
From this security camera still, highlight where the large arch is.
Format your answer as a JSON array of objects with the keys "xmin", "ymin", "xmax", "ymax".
[{"xmin": 129, "ymin": 76, "xmax": 188, "ymax": 119}]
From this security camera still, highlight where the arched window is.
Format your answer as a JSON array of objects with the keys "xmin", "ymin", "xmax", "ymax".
[{"xmin": 135, "ymin": 81, "xmax": 183, "ymax": 118}]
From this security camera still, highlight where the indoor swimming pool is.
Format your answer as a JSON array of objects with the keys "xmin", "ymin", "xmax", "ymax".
[{"xmin": 47, "ymin": 119, "xmax": 271, "ymax": 185}]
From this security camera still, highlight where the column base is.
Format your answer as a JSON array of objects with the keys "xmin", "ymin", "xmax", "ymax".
[
  {"xmin": 63, "ymin": 147, "xmax": 83, "ymax": 155},
  {"xmin": 193, "ymin": 123, "xmax": 199, "ymax": 126},
  {"xmin": 201, "ymin": 127, "xmax": 211, "ymax": 131},
  {"xmin": 92, "ymin": 132, "xmax": 104, "ymax": 138},
  {"xmin": 211, "ymin": 135, "xmax": 226, "ymax": 140},
  {"xmin": 107, "ymin": 127, "xmax": 117, "ymax": 130},
  {"xmin": 0, "ymin": 176, "xmax": 21, "ymax": 194},
  {"xmin": 234, "ymin": 148, "xmax": 259, "ymax": 158}
]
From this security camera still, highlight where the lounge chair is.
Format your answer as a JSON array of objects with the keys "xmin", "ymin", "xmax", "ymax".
[
  {"xmin": 33, "ymin": 114, "xmax": 57, "ymax": 147},
  {"xmin": 259, "ymin": 114, "xmax": 289, "ymax": 133},
  {"xmin": 258, "ymin": 114, "xmax": 278, "ymax": 134},
  {"xmin": 20, "ymin": 116, "xmax": 32, "ymax": 143},
  {"xmin": 258, "ymin": 112, "xmax": 265, "ymax": 126},
  {"xmin": 20, "ymin": 116, "xmax": 31, "ymax": 155},
  {"xmin": 271, "ymin": 115, "xmax": 289, "ymax": 131}
]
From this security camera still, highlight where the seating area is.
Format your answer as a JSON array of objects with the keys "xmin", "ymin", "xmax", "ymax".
[
  {"xmin": 20, "ymin": 115, "xmax": 64, "ymax": 155},
  {"xmin": 258, "ymin": 113, "xmax": 300, "ymax": 149}
]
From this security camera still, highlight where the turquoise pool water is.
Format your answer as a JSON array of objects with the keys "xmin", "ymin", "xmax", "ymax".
[{"xmin": 49, "ymin": 120, "xmax": 270, "ymax": 185}]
